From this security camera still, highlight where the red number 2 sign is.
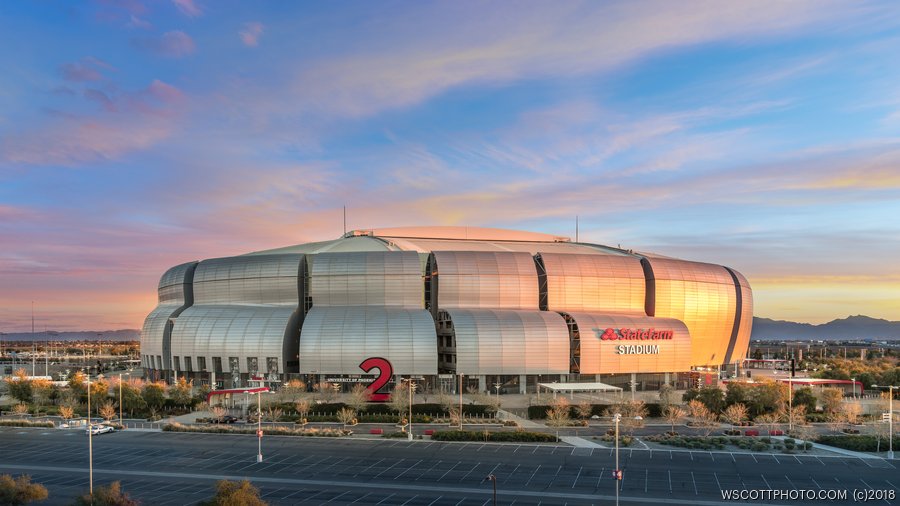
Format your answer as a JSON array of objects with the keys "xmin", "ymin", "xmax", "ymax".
[{"xmin": 358, "ymin": 357, "xmax": 393, "ymax": 402}]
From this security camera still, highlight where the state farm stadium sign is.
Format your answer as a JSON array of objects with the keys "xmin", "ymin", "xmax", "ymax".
[{"xmin": 593, "ymin": 327, "xmax": 674, "ymax": 355}]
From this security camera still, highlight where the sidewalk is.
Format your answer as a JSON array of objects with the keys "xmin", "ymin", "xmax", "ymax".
[{"xmin": 497, "ymin": 408, "xmax": 544, "ymax": 429}]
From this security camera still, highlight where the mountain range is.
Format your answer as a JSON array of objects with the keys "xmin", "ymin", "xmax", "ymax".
[
  {"xmin": 750, "ymin": 315, "xmax": 900, "ymax": 341},
  {"xmin": 1, "ymin": 315, "xmax": 899, "ymax": 342}
]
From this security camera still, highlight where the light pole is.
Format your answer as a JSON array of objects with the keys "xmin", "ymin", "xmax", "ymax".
[
  {"xmin": 787, "ymin": 377, "xmax": 793, "ymax": 433},
  {"xmin": 852, "ymin": 377, "xmax": 856, "ymax": 399},
  {"xmin": 458, "ymin": 373, "xmax": 464, "ymax": 430},
  {"xmin": 613, "ymin": 413, "xmax": 622, "ymax": 506},
  {"xmin": 872, "ymin": 385, "xmax": 896, "ymax": 459},
  {"xmin": 257, "ymin": 390, "xmax": 262, "ymax": 462},
  {"xmin": 402, "ymin": 378, "xmax": 417, "ymax": 441},
  {"xmin": 87, "ymin": 373, "xmax": 93, "ymax": 499},
  {"xmin": 493, "ymin": 382, "xmax": 502, "ymax": 406},
  {"xmin": 119, "ymin": 373, "xmax": 123, "ymax": 428},
  {"xmin": 485, "ymin": 473, "xmax": 497, "ymax": 505}
]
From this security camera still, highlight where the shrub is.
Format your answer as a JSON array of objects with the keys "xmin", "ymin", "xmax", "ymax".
[
  {"xmin": 816, "ymin": 435, "xmax": 900, "ymax": 452},
  {"xmin": 0, "ymin": 420, "xmax": 55, "ymax": 428},
  {"xmin": 163, "ymin": 422, "xmax": 351, "ymax": 437},
  {"xmin": 430, "ymin": 430, "xmax": 556, "ymax": 442}
]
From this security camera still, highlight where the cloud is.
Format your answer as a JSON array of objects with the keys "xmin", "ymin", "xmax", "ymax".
[
  {"xmin": 239, "ymin": 22, "xmax": 264, "ymax": 47},
  {"xmin": 172, "ymin": 0, "xmax": 202, "ymax": 17},
  {"xmin": 127, "ymin": 14, "xmax": 152, "ymax": 30},
  {"xmin": 133, "ymin": 30, "xmax": 195, "ymax": 57},
  {"xmin": 289, "ymin": 1, "xmax": 858, "ymax": 117},
  {"xmin": 0, "ymin": 80, "xmax": 185, "ymax": 165},
  {"xmin": 59, "ymin": 57, "xmax": 113, "ymax": 82}
]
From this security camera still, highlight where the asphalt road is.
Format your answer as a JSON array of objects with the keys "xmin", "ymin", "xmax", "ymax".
[{"xmin": 0, "ymin": 427, "xmax": 896, "ymax": 506}]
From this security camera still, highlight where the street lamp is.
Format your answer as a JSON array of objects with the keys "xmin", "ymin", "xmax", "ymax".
[
  {"xmin": 485, "ymin": 473, "xmax": 497, "ymax": 505},
  {"xmin": 613, "ymin": 413, "xmax": 622, "ymax": 506},
  {"xmin": 787, "ymin": 377, "xmax": 794, "ymax": 433},
  {"xmin": 87, "ymin": 373, "xmax": 93, "ymax": 498},
  {"xmin": 493, "ymin": 382, "xmax": 502, "ymax": 405},
  {"xmin": 852, "ymin": 377, "xmax": 856, "ymax": 399},
  {"xmin": 871, "ymin": 385, "xmax": 896, "ymax": 460},
  {"xmin": 243, "ymin": 389, "xmax": 268, "ymax": 463},
  {"xmin": 402, "ymin": 378, "xmax": 417, "ymax": 441},
  {"xmin": 458, "ymin": 373, "xmax": 464, "ymax": 430}
]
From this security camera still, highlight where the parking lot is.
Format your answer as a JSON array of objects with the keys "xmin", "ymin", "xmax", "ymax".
[{"xmin": 0, "ymin": 428, "xmax": 896, "ymax": 505}]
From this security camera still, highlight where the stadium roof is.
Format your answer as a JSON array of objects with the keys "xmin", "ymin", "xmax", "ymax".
[{"xmin": 246, "ymin": 226, "xmax": 634, "ymax": 256}]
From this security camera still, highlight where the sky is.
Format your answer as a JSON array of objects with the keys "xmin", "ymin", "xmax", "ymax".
[{"xmin": 1, "ymin": 0, "xmax": 899, "ymax": 331}]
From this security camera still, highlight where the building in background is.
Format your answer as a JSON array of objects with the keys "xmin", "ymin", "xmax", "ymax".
[{"xmin": 141, "ymin": 226, "xmax": 752, "ymax": 393}]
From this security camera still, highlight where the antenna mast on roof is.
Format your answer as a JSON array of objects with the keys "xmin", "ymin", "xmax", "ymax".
[{"xmin": 575, "ymin": 215, "xmax": 579, "ymax": 243}]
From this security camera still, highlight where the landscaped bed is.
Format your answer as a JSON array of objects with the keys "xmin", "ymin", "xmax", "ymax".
[
  {"xmin": 0, "ymin": 419, "xmax": 56, "ymax": 428},
  {"xmin": 430, "ymin": 430, "xmax": 558, "ymax": 442},
  {"xmin": 644, "ymin": 434, "xmax": 814, "ymax": 453},
  {"xmin": 815, "ymin": 435, "xmax": 900, "ymax": 452},
  {"xmin": 163, "ymin": 422, "xmax": 352, "ymax": 437}
]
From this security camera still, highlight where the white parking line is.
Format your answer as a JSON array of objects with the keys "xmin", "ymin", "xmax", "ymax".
[
  {"xmin": 525, "ymin": 464, "xmax": 542, "ymax": 487},
  {"xmin": 644, "ymin": 469, "xmax": 648, "ymax": 493},
  {"xmin": 393, "ymin": 459, "xmax": 423, "ymax": 480},
  {"xmin": 353, "ymin": 458, "xmax": 385, "ymax": 478},
  {"xmin": 668, "ymin": 470, "xmax": 672, "ymax": 493},
  {"xmin": 372, "ymin": 459, "xmax": 403, "ymax": 480},
  {"xmin": 690, "ymin": 472, "xmax": 698, "ymax": 495},
  {"xmin": 437, "ymin": 461, "xmax": 461, "ymax": 481},
  {"xmin": 810, "ymin": 476, "xmax": 822, "ymax": 489},
  {"xmin": 571, "ymin": 467, "xmax": 582, "ymax": 488},
  {"xmin": 760, "ymin": 474, "xmax": 771, "ymax": 488}
]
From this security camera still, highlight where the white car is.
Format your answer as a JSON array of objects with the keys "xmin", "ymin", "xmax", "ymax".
[{"xmin": 85, "ymin": 425, "xmax": 115, "ymax": 435}]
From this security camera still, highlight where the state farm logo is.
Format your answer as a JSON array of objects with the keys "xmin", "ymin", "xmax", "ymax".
[{"xmin": 593, "ymin": 327, "xmax": 674, "ymax": 340}]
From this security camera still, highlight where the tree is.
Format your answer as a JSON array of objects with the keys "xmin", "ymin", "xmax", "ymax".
[
  {"xmin": 819, "ymin": 388, "xmax": 844, "ymax": 416},
  {"xmin": 545, "ymin": 397, "xmax": 571, "ymax": 427},
  {"xmin": 724, "ymin": 382, "xmax": 749, "ymax": 408},
  {"xmin": 89, "ymin": 378, "xmax": 110, "ymax": 408},
  {"xmin": 264, "ymin": 407, "xmax": 284, "ymax": 423},
  {"xmin": 694, "ymin": 387, "xmax": 725, "ymax": 414},
  {"xmin": 171, "ymin": 377, "xmax": 192, "ymax": 408},
  {"xmin": 721, "ymin": 403, "xmax": 748, "ymax": 429},
  {"xmin": 68, "ymin": 370, "xmax": 87, "ymax": 399},
  {"xmin": 141, "ymin": 382, "xmax": 167, "ymax": 411},
  {"xmin": 59, "ymin": 406, "xmax": 75, "ymax": 423},
  {"xmin": 346, "ymin": 384, "xmax": 370, "ymax": 414},
  {"xmin": 72, "ymin": 481, "xmax": 138, "ymax": 506},
  {"xmin": 30, "ymin": 379, "xmax": 53, "ymax": 411},
  {"xmin": 4, "ymin": 369, "xmax": 32, "ymax": 403},
  {"xmin": 576, "ymin": 401, "xmax": 592, "ymax": 422},
  {"xmin": 337, "ymin": 407, "xmax": 356, "ymax": 428},
  {"xmin": 211, "ymin": 406, "xmax": 227, "ymax": 422},
  {"xmin": 616, "ymin": 401, "xmax": 648, "ymax": 435},
  {"xmin": 99, "ymin": 401, "xmax": 117, "ymax": 422},
  {"xmin": 791, "ymin": 387, "xmax": 817, "ymax": 414},
  {"xmin": 389, "ymin": 382, "xmax": 411, "ymax": 424},
  {"xmin": 0, "ymin": 474, "xmax": 49, "ymax": 505},
  {"xmin": 12, "ymin": 404, "xmax": 29, "ymax": 417},
  {"xmin": 747, "ymin": 380, "xmax": 788, "ymax": 417},
  {"xmin": 294, "ymin": 400, "xmax": 310, "ymax": 424},
  {"xmin": 687, "ymin": 400, "xmax": 718, "ymax": 436},
  {"xmin": 199, "ymin": 480, "xmax": 267, "ymax": 506},
  {"xmin": 664, "ymin": 405, "xmax": 687, "ymax": 435},
  {"xmin": 314, "ymin": 382, "xmax": 337, "ymax": 402},
  {"xmin": 119, "ymin": 380, "xmax": 146, "ymax": 417},
  {"xmin": 658, "ymin": 384, "xmax": 678, "ymax": 412},
  {"xmin": 754, "ymin": 413, "xmax": 779, "ymax": 434},
  {"xmin": 279, "ymin": 379, "xmax": 306, "ymax": 404}
]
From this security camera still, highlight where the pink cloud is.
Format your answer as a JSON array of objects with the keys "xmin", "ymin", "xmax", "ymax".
[
  {"xmin": 134, "ymin": 30, "xmax": 195, "ymax": 57},
  {"xmin": 83, "ymin": 89, "xmax": 117, "ymax": 112},
  {"xmin": 127, "ymin": 14, "xmax": 152, "ymax": 30},
  {"xmin": 59, "ymin": 57, "xmax": 113, "ymax": 82},
  {"xmin": 172, "ymin": 0, "xmax": 202, "ymax": 17},
  {"xmin": 239, "ymin": 22, "xmax": 264, "ymax": 47}
]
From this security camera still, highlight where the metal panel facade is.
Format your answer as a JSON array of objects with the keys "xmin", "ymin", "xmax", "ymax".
[
  {"xmin": 433, "ymin": 251, "xmax": 538, "ymax": 310},
  {"xmin": 171, "ymin": 305, "xmax": 297, "ymax": 374},
  {"xmin": 540, "ymin": 253, "xmax": 646, "ymax": 313},
  {"xmin": 646, "ymin": 258, "xmax": 737, "ymax": 367},
  {"xmin": 140, "ymin": 261, "xmax": 196, "ymax": 370},
  {"xmin": 299, "ymin": 306, "xmax": 437, "ymax": 375},
  {"xmin": 567, "ymin": 313, "xmax": 692, "ymax": 374},
  {"xmin": 730, "ymin": 269, "xmax": 754, "ymax": 363},
  {"xmin": 448, "ymin": 309, "xmax": 569, "ymax": 375},
  {"xmin": 167, "ymin": 254, "xmax": 303, "ymax": 375},
  {"xmin": 309, "ymin": 251, "xmax": 423, "ymax": 307}
]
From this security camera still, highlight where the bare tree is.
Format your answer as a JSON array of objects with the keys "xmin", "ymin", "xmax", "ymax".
[
  {"xmin": 265, "ymin": 407, "xmax": 284, "ymax": 423},
  {"xmin": 211, "ymin": 406, "xmax": 226, "ymax": 422},
  {"xmin": 721, "ymin": 403, "xmax": 748, "ymax": 430},
  {"xmin": 389, "ymin": 382, "xmax": 411, "ymax": 425},
  {"xmin": 688, "ymin": 400, "xmax": 718, "ymax": 436},
  {"xmin": 295, "ymin": 400, "xmax": 311, "ymax": 424},
  {"xmin": 279, "ymin": 379, "xmax": 306, "ymax": 404},
  {"xmin": 337, "ymin": 407, "xmax": 356, "ymax": 428},
  {"xmin": 58, "ymin": 406, "xmax": 75, "ymax": 423},
  {"xmin": 755, "ymin": 412, "xmax": 779, "ymax": 434},
  {"xmin": 346, "ymin": 384, "xmax": 370, "ymax": 414},
  {"xmin": 12, "ymin": 404, "xmax": 29, "ymax": 418},
  {"xmin": 664, "ymin": 405, "xmax": 687, "ymax": 435},
  {"xmin": 0, "ymin": 474, "xmax": 49, "ymax": 505},
  {"xmin": 98, "ymin": 401, "xmax": 117, "ymax": 422},
  {"xmin": 545, "ymin": 397, "xmax": 571, "ymax": 427},
  {"xmin": 576, "ymin": 401, "xmax": 592, "ymax": 422}
]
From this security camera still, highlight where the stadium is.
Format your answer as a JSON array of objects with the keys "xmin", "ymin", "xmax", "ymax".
[{"xmin": 140, "ymin": 226, "xmax": 752, "ymax": 394}]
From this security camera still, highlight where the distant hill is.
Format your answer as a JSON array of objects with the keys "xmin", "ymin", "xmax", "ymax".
[
  {"xmin": 751, "ymin": 315, "xmax": 900, "ymax": 341},
  {"xmin": 0, "ymin": 329, "xmax": 140, "ymax": 342}
]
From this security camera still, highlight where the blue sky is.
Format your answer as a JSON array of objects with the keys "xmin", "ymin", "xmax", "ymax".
[{"xmin": 1, "ymin": 0, "xmax": 899, "ymax": 330}]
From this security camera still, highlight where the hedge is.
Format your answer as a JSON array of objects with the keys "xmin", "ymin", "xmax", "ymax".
[
  {"xmin": 816, "ymin": 435, "xmax": 900, "ymax": 452},
  {"xmin": 276, "ymin": 402, "xmax": 494, "ymax": 417},
  {"xmin": 0, "ymin": 419, "xmax": 56, "ymax": 428},
  {"xmin": 430, "ymin": 430, "xmax": 557, "ymax": 442},
  {"xmin": 163, "ymin": 422, "xmax": 351, "ymax": 437},
  {"xmin": 528, "ymin": 403, "xmax": 663, "ymax": 420}
]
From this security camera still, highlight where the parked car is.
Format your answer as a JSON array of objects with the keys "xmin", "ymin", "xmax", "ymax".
[
  {"xmin": 85, "ymin": 424, "xmax": 115, "ymax": 435},
  {"xmin": 211, "ymin": 415, "xmax": 238, "ymax": 424}
]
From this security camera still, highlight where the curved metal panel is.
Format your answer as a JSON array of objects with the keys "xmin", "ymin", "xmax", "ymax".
[
  {"xmin": 309, "ymin": 251, "xmax": 423, "ymax": 307},
  {"xmin": 539, "ymin": 253, "xmax": 646, "ymax": 313},
  {"xmin": 564, "ymin": 312, "xmax": 691, "ymax": 374},
  {"xmin": 192, "ymin": 254, "xmax": 302, "ymax": 305},
  {"xmin": 298, "ymin": 306, "xmax": 438, "ymax": 375},
  {"xmin": 433, "ymin": 251, "xmax": 538, "ymax": 310},
  {"xmin": 170, "ymin": 305, "xmax": 298, "ymax": 373},
  {"xmin": 140, "ymin": 261, "xmax": 197, "ymax": 371},
  {"xmin": 729, "ymin": 268, "xmax": 753, "ymax": 363},
  {"xmin": 446, "ymin": 308, "xmax": 569, "ymax": 375},
  {"xmin": 645, "ymin": 258, "xmax": 737, "ymax": 367}
]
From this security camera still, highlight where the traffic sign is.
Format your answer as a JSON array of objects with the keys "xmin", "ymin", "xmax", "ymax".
[
  {"xmin": 257, "ymin": 429, "xmax": 263, "ymax": 438},
  {"xmin": 883, "ymin": 413, "xmax": 892, "ymax": 422},
  {"xmin": 612, "ymin": 470, "xmax": 622, "ymax": 480}
]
